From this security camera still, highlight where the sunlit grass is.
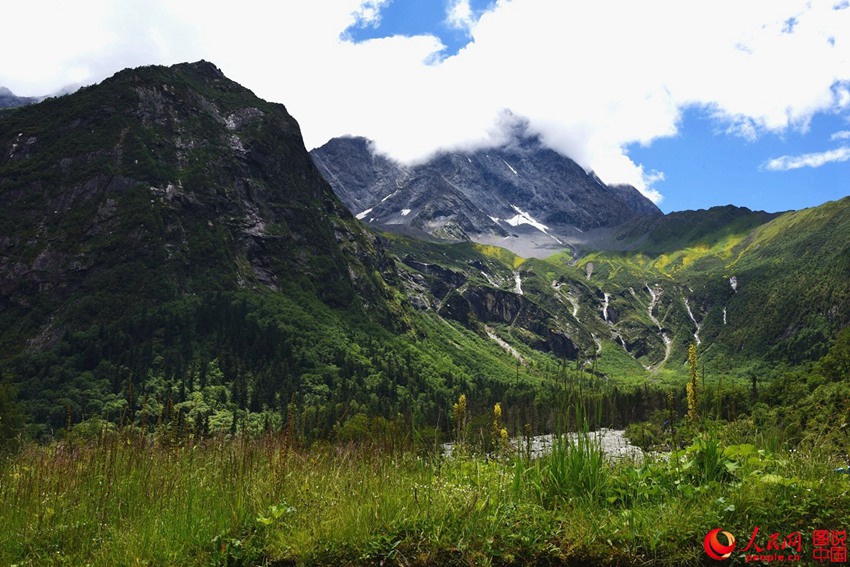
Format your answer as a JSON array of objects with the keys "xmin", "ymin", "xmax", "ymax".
[
  {"xmin": 1, "ymin": 424, "xmax": 847, "ymax": 566},
  {"xmin": 472, "ymin": 243, "xmax": 526, "ymax": 269}
]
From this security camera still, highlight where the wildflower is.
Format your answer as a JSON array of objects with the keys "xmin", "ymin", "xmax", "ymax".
[
  {"xmin": 687, "ymin": 343, "xmax": 699, "ymax": 422},
  {"xmin": 452, "ymin": 394, "xmax": 467, "ymax": 444}
]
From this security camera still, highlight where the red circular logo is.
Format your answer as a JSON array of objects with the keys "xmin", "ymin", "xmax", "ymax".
[{"xmin": 704, "ymin": 528, "xmax": 736, "ymax": 560}]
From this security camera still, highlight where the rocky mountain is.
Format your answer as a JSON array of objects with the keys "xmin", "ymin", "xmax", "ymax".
[
  {"xmin": 0, "ymin": 87, "xmax": 39, "ymax": 109},
  {"xmin": 311, "ymin": 135, "xmax": 662, "ymax": 257},
  {"xmin": 2, "ymin": 60, "xmax": 847, "ymax": 437},
  {"xmin": 309, "ymin": 136, "xmax": 408, "ymax": 216},
  {"xmin": 385, "ymin": 196, "xmax": 850, "ymax": 380},
  {"xmin": 0, "ymin": 62, "xmax": 432, "ymax": 430},
  {"xmin": 311, "ymin": 131, "xmax": 849, "ymax": 373},
  {"xmin": 0, "ymin": 61, "xmax": 400, "ymax": 347}
]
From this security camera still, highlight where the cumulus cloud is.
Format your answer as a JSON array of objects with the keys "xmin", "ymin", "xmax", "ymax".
[
  {"xmin": 636, "ymin": 170, "xmax": 666, "ymax": 204},
  {"xmin": 446, "ymin": 0, "xmax": 473, "ymax": 30},
  {"xmin": 446, "ymin": 0, "xmax": 479, "ymax": 32},
  {"xmin": 350, "ymin": 0, "xmax": 392, "ymax": 30},
  {"xmin": 762, "ymin": 146, "xmax": 850, "ymax": 170},
  {"xmin": 2, "ymin": 0, "xmax": 850, "ymax": 202},
  {"xmin": 831, "ymin": 130, "xmax": 850, "ymax": 141},
  {"xmin": 0, "ymin": 0, "xmax": 199, "ymax": 95}
]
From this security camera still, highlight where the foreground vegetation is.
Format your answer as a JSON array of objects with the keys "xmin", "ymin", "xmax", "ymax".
[
  {"xmin": 2, "ymin": 60, "xmax": 848, "ymax": 566},
  {"xmin": 1, "ymin": 411, "xmax": 848, "ymax": 566},
  {"xmin": 1, "ymin": 329, "xmax": 848, "ymax": 565}
]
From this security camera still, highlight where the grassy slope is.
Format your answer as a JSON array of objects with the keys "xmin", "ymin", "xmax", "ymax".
[
  {"xmin": 574, "ymin": 197, "xmax": 850, "ymax": 377},
  {"xmin": 721, "ymin": 198, "xmax": 850, "ymax": 362},
  {"xmin": 383, "ymin": 196, "xmax": 850, "ymax": 392},
  {"xmin": 385, "ymin": 231, "xmax": 703, "ymax": 387}
]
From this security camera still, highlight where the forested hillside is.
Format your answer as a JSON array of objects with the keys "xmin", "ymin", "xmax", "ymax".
[
  {"xmin": 1, "ymin": 61, "xmax": 848, "ymax": 448},
  {"xmin": 0, "ymin": 62, "xmax": 589, "ymax": 440}
]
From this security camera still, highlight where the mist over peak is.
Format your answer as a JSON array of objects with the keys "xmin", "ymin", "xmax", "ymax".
[{"xmin": 312, "ymin": 132, "xmax": 661, "ymax": 258}]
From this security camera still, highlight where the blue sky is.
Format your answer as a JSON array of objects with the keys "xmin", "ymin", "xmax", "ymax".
[
  {"xmin": 627, "ymin": 109, "xmax": 850, "ymax": 213},
  {"xmin": 345, "ymin": 0, "xmax": 495, "ymax": 59},
  {"xmin": 343, "ymin": 0, "xmax": 850, "ymax": 214},
  {"xmin": 1, "ymin": 0, "xmax": 849, "ymax": 214}
]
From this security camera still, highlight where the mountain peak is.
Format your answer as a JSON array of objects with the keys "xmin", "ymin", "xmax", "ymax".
[
  {"xmin": 311, "ymin": 135, "xmax": 662, "ymax": 256},
  {"xmin": 0, "ymin": 61, "xmax": 396, "ymax": 352},
  {"xmin": 114, "ymin": 59, "xmax": 226, "ymax": 81},
  {"xmin": 176, "ymin": 59, "xmax": 226, "ymax": 77},
  {"xmin": 0, "ymin": 86, "xmax": 39, "ymax": 109}
]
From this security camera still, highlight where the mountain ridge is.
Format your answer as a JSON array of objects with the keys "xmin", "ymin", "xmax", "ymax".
[
  {"xmin": 0, "ymin": 87, "xmax": 40, "ymax": 109},
  {"xmin": 0, "ymin": 61, "xmax": 578, "ymax": 434},
  {"xmin": 311, "ymin": 135, "xmax": 663, "ymax": 257},
  {"xmin": 0, "ymin": 60, "xmax": 406, "ymax": 361},
  {"xmin": 1, "ymin": 60, "xmax": 848, "ymax": 437},
  {"xmin": 381, "ymin": 195, "xmax": 850, "ymax": 381}
]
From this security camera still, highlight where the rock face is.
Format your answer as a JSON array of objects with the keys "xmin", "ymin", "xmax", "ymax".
[
  {"xmin": 311, "ymin": 135, "xmax": 662, "ymax": 256},
  {"xmin": 414, "ymin": 270, "xmax": 583, "ymax": 360},
  {"xmin": 309, "ymin": 136, "xmax": 409, "ymax": 216},
  {"xmin": 0, "ymin": 61, "xmax": 396, "ymax": 353}
]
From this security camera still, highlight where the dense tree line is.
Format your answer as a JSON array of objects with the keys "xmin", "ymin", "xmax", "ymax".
[{"xmin": 4, "ymin": 282, "xmax": 846, "ymax": 450}]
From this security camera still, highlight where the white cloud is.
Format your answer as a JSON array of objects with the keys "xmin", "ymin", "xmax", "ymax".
[
  {"xmin": 2, "ymin": 0, "xmax": 850, "ymax": 203},
  {"xmin": 641, "ymin": 187, "xmax": 665, "ymax": 205},
  {"xmin": 350, "ymin": 0, "xmax": 393, "ymax": 30},
  {"xmin": 638, "ymin": 169, "xmax": 666, "ymax": 205},
  {"xmin": 446, "ymin": 0, "xmax": 475, "ymax": 32},
  {"xmin": 762, "ymin": 146, "xmax": 850, "ymax": 170},
  {"xmin": 722, "ymin": 116, "xmax": 760, "ymax": 142},
  {"xmin": 0, "ymin": 0, "xmax": 198, "ymax": 95},
  {"xmin": 831, "ymin": 130, "xmax": 850, "ymax": 141}
]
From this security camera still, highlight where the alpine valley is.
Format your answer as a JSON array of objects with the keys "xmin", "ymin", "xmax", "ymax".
[
  {"xmin": 3, "ymin": 60, "xmax": 850, "ymax": 566},
  {"xmin": 1, "ymin": 61, "xmax": 849, "ymax": 436},
  {"xmin": 314, "ymin": 133, "xmax": 850, "ymax": 374}
]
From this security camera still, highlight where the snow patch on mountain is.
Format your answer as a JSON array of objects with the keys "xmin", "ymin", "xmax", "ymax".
[
  {"xmin": 505, "ymin": 205, "xmax": 548, "ymax": 232},
  {"xmin": 503, "ymin": 205, "xmax": 564, "ymax": 244},
  {"xmin": 646, "ymin": 284, "xmax": 672, "ymax": 372}
]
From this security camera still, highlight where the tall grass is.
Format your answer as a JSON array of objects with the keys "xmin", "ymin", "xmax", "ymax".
[
  {"xmin": 544, "ymin": 432, "xmax": 609, "ymax": 504},
  {"xmin": 519, "ymin": 392, "xmax": 611, "ymax": 506},
  {"xmin": 1, "ymin": 422, "xmax": 848, "ymax": 566},
  {"xmin": 1, "ymin": 431, "xmax": 276, "ymax": 564}
]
